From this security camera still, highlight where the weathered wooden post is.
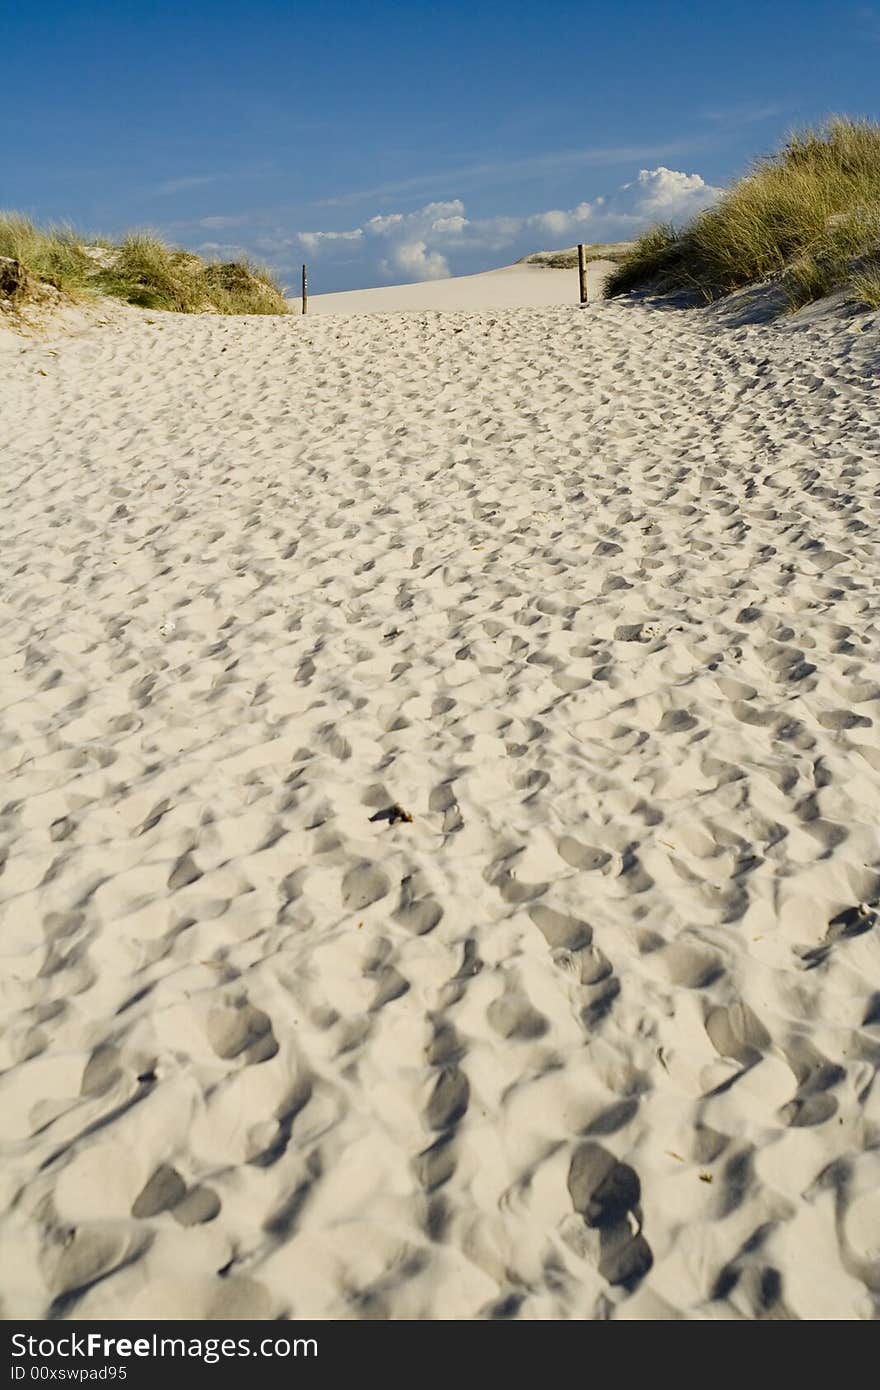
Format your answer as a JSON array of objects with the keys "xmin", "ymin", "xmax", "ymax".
[
  {"xmin": 578, "ymin": 243, "xmax": 588, "ymax": 305},
  {"xmin": 302, "ymin": 263, "xmax": 308, "ymax": 315}
]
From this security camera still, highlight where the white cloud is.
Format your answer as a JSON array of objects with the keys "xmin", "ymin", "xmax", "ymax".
[
  {"xmin": 294, "ymin": 168, "xmax": 722, "ymax": 284},
  {"xmin": 610, "ymin": 166, "xmax": 719, "ymax": 220},
  {"xmin": 390, "ymin": 240, "xmax": 450, "ymax": 279},
  {"xmin": 365, "ymin": 212, "xmax": 405, "ymax": 234},
  {"xmin": 299, "ymin": 228, "xmax": 364, "ymax": 251},
  {"xmin": 364, "ymin": 201, "xmax": 467, "ymax": 243},
  {"xmin": 473, "ymin": 168, "xmax": 720, "ymax": 246},
  {"xmin": 431, "ymin": 214, "xmax": 468, "ymax": 234}
]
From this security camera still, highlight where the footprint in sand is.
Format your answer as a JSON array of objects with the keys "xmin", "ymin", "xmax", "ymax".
[
  {"xmin": 568, "ymin": 1141, "xmax": 653, "ymax": 1287},
  {"xmin": 207, "ymin": 1002, "xmax": 278, "ymax": 1064},
  {"xmin": 341, "ymin": 861, "xmax": 390, "ymax": 910}
]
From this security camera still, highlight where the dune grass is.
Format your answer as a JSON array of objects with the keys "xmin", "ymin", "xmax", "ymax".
[
  {"xmin": 848, "ymin": 266, "xmax": 880, "ymax": 309},
  {"xmin": 603, "ymin": 225, "xmax": 685, "ymax": 295},
  {"xmin": 100, "ymin": 234, "xmax": 207, "ymax": 312},
  {"xmin": 606, "ymin": 117, "xmax": 880, "ymax": 310},
  {"xmin": 0, "ymin": 215, "xmax": 288, "ymax": 315},
  {"xmin": 520, "ymin": 241, "xmax": 635, "ymax": 269},
  {"xmin": 0, "ymin": 214, "xmax": 94, "ymax": 296},
  {"xmin": 200, "ymin": 259, "xmax": 290, "ymax": 315}
]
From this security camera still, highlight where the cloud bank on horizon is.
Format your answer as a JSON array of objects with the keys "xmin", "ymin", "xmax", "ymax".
[{"xmin": 265, "ymin": 166, "xmax": 723, "ymax": 286}]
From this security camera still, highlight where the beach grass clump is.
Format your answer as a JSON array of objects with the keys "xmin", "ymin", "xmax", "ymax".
[
  {"xmin": 99, "ymin": 234, "xmax": 207, "ymax": 311},
  {"xmin": 605, "ymin": 117, "xmax": 880, "ymax": 310},
  {"xmin": 0, "ymin": 214, "xmax": 288, "ymax": 316},
  {"xmin": 600, "ymin": 224, "xmax": 686, "ymax": 295},
  {"xmin": 200, "ymin": 258, "xmax": 289, "ymax": 314},
  {"xmin": 783, "ymin": 209, "xmax": 880, "ymax": 308},
  {"xmin": 847, "ymin": 263, "xmax": 880, "ymax": 309},
  {"xmin": 0, "ymin": 214, "xmax": 93, "ymax": 299},
  {"xmin": 520, "ymin": 241, "xmax": 635, "ymax": 269}
]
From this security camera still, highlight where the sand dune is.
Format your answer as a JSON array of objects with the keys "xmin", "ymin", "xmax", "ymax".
[
  {"xmin": 300, "ymin": 260, "xmax": 614, "ymax": 314},
  {"xmin": 0, "ymin": 286, "xmax": 879, "ymax": 1320}
]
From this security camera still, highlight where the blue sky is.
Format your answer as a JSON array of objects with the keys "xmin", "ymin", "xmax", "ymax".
[{"xmin": 4, "ymin": 1, "xmax": 878, "ymax": 291}]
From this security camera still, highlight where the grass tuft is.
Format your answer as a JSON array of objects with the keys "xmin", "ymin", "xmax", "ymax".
[
  {"xmin": 0, "ymin": 214, "xmax": 288, "ymax": 316},
  {"xmin": 847, "ymin": 263, "xmax": 880, "ymax": 309},
  {"xmin": 99, "ymin": 234, "xmax": 205, "ymax": 311},
  {"xmin": 605, "ymin": 117, "xmax": 880, "ymax": 310},
  {"xmin": 0, "ymin": 214, "xmax": 93, "ymax": 296},
  {"xmin": 602, "ymin": 225, "xmax": 684, "ymax": 295},
  {"xmin": 200, "ymin": 258, "xmax": 289, "ymax": 315},
  {"xmin": 520, "ymin": 241, "xmax": 635, "ymax": 269}
]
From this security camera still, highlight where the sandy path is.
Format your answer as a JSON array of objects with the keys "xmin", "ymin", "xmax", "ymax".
[{"xmin": 1, "ymin": 297, "xmax": 879, "ymax": 1320}]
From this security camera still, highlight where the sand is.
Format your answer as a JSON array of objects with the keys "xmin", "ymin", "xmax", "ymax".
[
  {"xmin": 301, "ymin": 260, "xmax": 615, "ymax": 314},
  {"xmin": 0, "ymin": 275, "xmax": 879, "ymax": 1321}
]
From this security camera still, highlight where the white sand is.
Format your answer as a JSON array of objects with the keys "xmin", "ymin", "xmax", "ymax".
[
  {"xmin": 1, "ymin": 285, "xmax": 879, "ymax": 1321},
  {"xmin": 300, "ymin": 260, "xmax": 615, "ymax": 314}
]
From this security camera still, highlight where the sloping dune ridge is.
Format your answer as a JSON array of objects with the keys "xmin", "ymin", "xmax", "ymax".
[
  {"xmin": 1, "ymin": 277, "xmax": 879, "ymax": 1321},
  {"xmin": 300, "ymin": 261, "xmax": 612, "ymax": 313}
]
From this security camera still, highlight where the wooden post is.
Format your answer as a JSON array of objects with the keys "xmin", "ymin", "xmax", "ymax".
[
  {"xmin": 302, "ymin": 263, "xmax": 308, "ymax": 315},
  {"xmin": 577, "ymin": 243, "xmax": 588, "ymax": 305}
]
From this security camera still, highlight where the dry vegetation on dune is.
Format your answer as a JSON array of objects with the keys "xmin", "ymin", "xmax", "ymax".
[
  {"xmin": 0, "ymin": 215, "xmax": 288, "ymax": 316},
  {"xmin": 606, "ymin": 118, "xmax": 880, "ymax": 311},
  {"xmin": 520, "ymin": 241, "xmax": 635, "ymax": 269}
]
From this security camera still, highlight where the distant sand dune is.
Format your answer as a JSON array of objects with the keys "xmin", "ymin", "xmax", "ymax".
[
  {"xmin": 298, "ymin": 260, "xmax": 616, "ymax": 314},
  {"xmin": 0, "ymin": 287, "xmax": 878, "ymax": 1319}
]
